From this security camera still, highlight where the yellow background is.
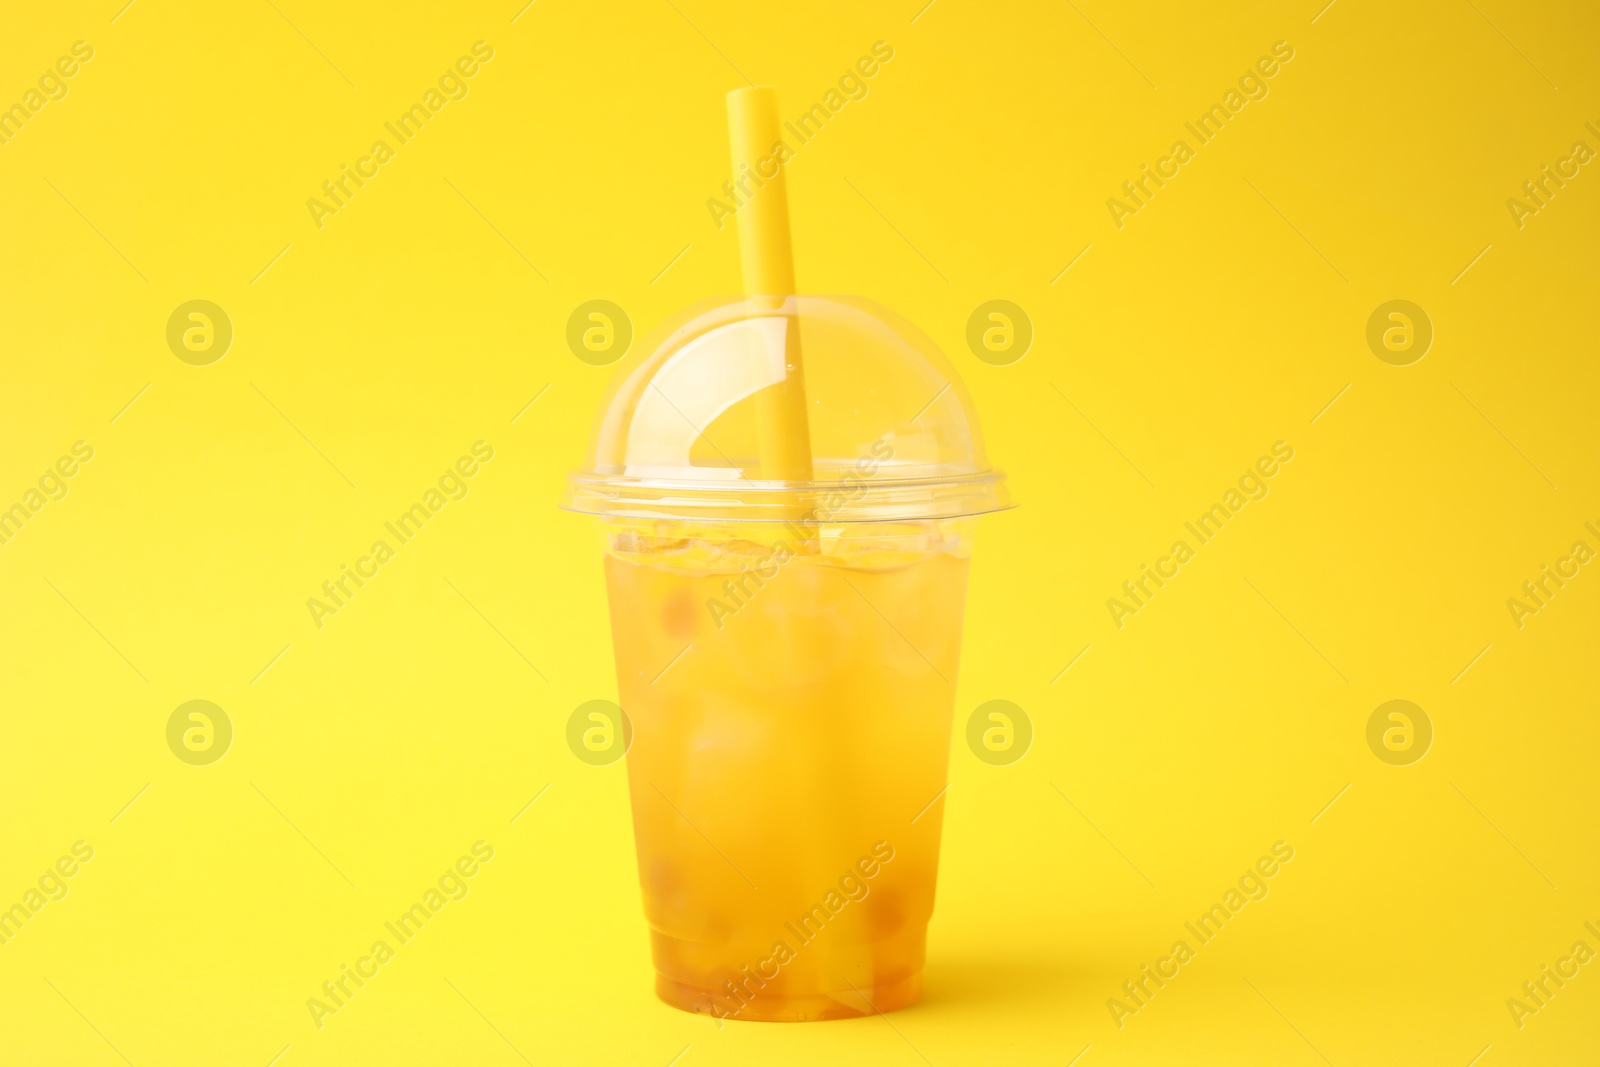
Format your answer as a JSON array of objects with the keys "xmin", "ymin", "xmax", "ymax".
[{"xmin": 2, "ymin": 0, "xmax": 1597, "ymax": 1063}]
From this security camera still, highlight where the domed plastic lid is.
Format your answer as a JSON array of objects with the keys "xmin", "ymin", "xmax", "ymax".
[{"xmin": 564, "ymin": 296, "xmax": 1009, "ymax": 523}]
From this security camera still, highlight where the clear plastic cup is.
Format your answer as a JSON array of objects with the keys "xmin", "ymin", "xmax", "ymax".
[{"xmin": 564, "ymin": 296, "xmax": 1009, "ymax": 1021}]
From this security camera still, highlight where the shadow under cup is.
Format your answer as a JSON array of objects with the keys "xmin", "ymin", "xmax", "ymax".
[{"xmin": 602, "ymin": 518, "xmax": 973, "ymax": 1021}]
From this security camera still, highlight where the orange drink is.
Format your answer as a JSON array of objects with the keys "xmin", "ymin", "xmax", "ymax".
[
  {"xmin": 564, "ymin": 294, "xmax": 1009, "ymax": 1020},
  {"xmin": 602, "ymin": 521, "xmax": 971, "ymax": 1020}
]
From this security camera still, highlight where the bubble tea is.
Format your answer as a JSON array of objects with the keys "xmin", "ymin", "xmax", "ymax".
[{"xmin": 563, "ymin": 91, "xmax": 1009, "ymax": 1022}]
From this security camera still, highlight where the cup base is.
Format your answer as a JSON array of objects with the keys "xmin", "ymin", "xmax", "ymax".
[{"xmin": 655, "ymin": 970, "xmax": 923, "ymax": 1023}]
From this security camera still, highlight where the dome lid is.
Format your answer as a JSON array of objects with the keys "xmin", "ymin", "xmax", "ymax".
[{"xmin": 563, "ymin": 295, "xmax": 1010, "ymax": 523}]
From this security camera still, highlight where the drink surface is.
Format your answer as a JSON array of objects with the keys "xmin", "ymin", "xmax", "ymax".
[{"xmin": 603, "ymin": 523, "xmax": 970, "ymax": 1021}]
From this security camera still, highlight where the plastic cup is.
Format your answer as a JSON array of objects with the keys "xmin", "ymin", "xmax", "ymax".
[{"xmin": 565, "ymin": 296, "xmax": 1009, "ymax": 1021}]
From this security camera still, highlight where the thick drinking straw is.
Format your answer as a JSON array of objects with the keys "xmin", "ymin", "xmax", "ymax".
[{"xmin": 726, "ymin": 87, "xmax": 814, "ymax": 483}]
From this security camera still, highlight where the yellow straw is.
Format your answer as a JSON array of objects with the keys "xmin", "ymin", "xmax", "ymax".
[{"xmin": 727, "ymin": 87, "xmax": 814, "ymax": 482}]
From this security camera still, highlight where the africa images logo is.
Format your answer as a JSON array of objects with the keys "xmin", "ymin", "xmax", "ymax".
[{"xmin": 305, "ymin": 42, "xmax": 495, "ymax": 230}]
